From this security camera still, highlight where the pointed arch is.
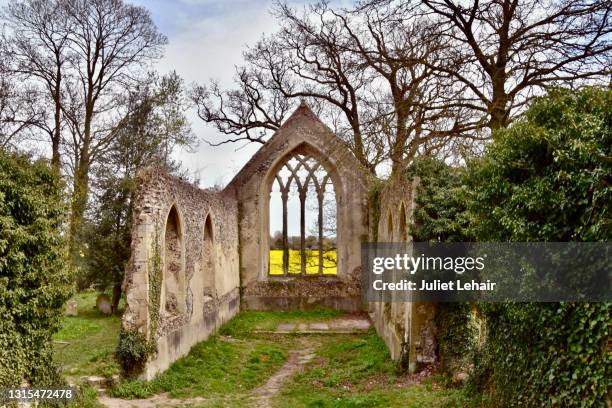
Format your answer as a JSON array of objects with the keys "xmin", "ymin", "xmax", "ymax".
[
  {"xmin": 162, "ymin": 204, "xmax": 185, "ymax": 316},
  {"xmin": 387, "ymin": 210, "xmax": 394, "ymax": 241},
  {"xmin": 204, "ymin": 213, "xmax": 214, "ymax": 242},
  {"xmin": 264, "ymin": 142, "xmax": 340, "ymax": 276},
  {"xmin": 201, "ymin": 213, "xmax": 215, "ymax": 298}
]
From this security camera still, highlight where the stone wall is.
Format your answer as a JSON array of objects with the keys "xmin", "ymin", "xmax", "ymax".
[
  {"xmin": 226, "ymin": 103, "xmax": 370, "ymax": 312},
  {"xmin": 368, "ymin": 175, "xmax": 437, "ymax": 373},
  {"xmin": 122, "ymin": 167, "xmax": 240, "ymax": 380},
  {"xmin": 121, "ymin": 103, "xmax": 439, "ymax": 380}
]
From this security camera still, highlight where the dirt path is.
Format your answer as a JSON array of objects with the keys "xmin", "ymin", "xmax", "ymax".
[
  {"xmin": 98, "ymin": 393, "xmax": 204, "ymax": 408},
  {"xmin": 98, "ymin": 316, "xmax": 370, "ymax": 407},
  {"xmin": 98, "ymin": 341, "xmax": 318, "ymax": 408},
  {"xmin": 250, "ymin": 338, "xmax": 317, "ymax": 407}
]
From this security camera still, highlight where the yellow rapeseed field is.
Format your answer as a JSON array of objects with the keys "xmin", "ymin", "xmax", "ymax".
[{"xmin": 269, "ymin": 249, "xmax": 337, "ymax": 275}]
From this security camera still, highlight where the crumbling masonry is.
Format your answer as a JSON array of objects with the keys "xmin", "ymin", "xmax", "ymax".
[{"xmin": 122, "ymin": 103, "xmax": 436, "ymax": 379}]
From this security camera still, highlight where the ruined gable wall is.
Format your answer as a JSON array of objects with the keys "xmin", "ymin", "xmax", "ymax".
[
  {"xmin": 122, "ymin": 167, "xmax": 240, "ymax": 380},
  {"xmin": 226, "ymin": 104, "xmax": 370, "ymax": 312}
]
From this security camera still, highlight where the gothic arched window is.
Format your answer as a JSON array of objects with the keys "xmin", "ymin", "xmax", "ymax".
[
  {"xmin": 163, "ymin": 205, "xmax": 185, "ymax": 315},
  {"xmin": 269, "ymin": 152, "xmax": 337, "ymax": 275}
]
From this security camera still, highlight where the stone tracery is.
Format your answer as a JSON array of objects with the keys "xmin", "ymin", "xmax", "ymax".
[{"xmin": 269, "ymin": 152, "xmax": 337, "ymax": 275}]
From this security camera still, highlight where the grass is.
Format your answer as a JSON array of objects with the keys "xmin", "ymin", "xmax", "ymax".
[
  {"xmin": 110, "ymin": 310, "xmax": 342, "ymax": 401},
  {"xmin": 273, "ymin": 330, "xmax": 479, "ymax": 408},
  {"xmin": 275, "ymin": 382, "xmax": 480, "ymax": 408},
  {"xmin": 111, "ymin": 335, "xmax": 288, "ymax": 400},
  {"xmin": 53, "ymin": 306, "xmax": 481, "ymax": 407},
  {"xmin": 269, "ymin": 249, "xmax": 337, "ymax": 275},
  {"xmin": 53, "ymin": 291, "xmax": 122, "ymax": 382},
  {"xmin": 69, "ymin": 384, "xmax": 104, "ymax": 408}
]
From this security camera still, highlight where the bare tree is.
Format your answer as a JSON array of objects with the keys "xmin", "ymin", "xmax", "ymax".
[
  {"xmin": 193, "ymin": 2, "xmax": 487, "ymax": 175},
  {"xmin": 1, "ymin": 0, "xmax": 72, "ymax": 170},
  {"xmin": 363, "ymin": 0, "xmax": 612, "ymax": 130},
  {"xmin": 192, "ymin": 70, "xmax": 291, "ymax": 147},
  {"xmin": 327, "ymin": 2, "xmax": 486, "ymax": 173},
  {"xmin": 192, "ymin": 2, "xmax": 380, "ymax": 174},
  {"xmin": 0, "ymin": 76, "xmax": 44, "ymax": 150},
  {"xmin": 56, "ymin": 0, "xmax": 167, "ymax": 260}
]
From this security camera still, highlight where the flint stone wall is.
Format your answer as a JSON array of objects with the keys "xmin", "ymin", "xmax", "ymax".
[
  {"xmin": 122, "ymin": 167, "xmax": 240, "ymax": 380},
  {"xmin": 121, "ymin": 103, "xmax": 437, "ymax": 380}
]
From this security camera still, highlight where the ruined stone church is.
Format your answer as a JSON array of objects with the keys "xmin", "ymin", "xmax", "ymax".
[{"xmin": 122, "ymin": 102, "xmax": 436, "ymax": 379}]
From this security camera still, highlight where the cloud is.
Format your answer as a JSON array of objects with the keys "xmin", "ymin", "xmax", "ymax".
[
  {"xmin": 1, "ymin": 0, "xmax": 354, "ymax": 188},
  {"xmin": 126, "ymin": 0, "xmax": 283, "ymax": 188}
]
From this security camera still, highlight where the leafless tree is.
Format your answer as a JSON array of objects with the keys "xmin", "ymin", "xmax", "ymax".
[
  {"xmin": 0, "ymin": 76, "xmax": 44, "ymax": 150},
  {"xmin": 362, "ymin": 0, "xmax": 612, "ymax": 130},
  {"xmin": 57, "ymin": 0, "xmax": 166, "ymax": 260},
  {"xmin": 1, "ymin": 0, "xmax": 72, "ymax": 170},
  {"xmin": 329, "ymin": 2, "xmax": 487, "ymax": 172},
  {"xmin": 1, "ymin": 0, "xmax": 167, "ymax": 261},
  {"xmin": 192, "ymin": 70, "xmax": 292, "ymax": 147},
  {"xmin": 192, "ymin": 2, "xmax": 488, "ymax": 175}
]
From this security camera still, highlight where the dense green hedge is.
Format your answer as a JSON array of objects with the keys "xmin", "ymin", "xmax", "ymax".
[
  {"xmin": 0, "ymin": 151, "xmax": 73, "ymax": 387},
  {"xmin": 472, "ymin": 302, "xmax": 610, "ymax": 407},
  {"xmin": 467, "ymin": 87, "xmax": 611, "ymax": 243},
  {"xmin": 409, "ymin": 157, "xmax": 473, "ymax": 242},
  {"xmin": 411, "ymin": 87, "xmax": 611, "ymax": 406}
]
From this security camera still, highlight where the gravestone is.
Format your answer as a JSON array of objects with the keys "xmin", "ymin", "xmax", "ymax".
[
  {"xmin": 96, "ymin": 294, "xmax": 112, "ymax": 315},
  {"xmin": 65, "ymin": 299, "xmax": 78, "ymax": 316}
]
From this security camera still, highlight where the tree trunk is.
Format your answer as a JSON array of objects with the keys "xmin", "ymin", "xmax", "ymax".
[
  {"xmin": 51, "ymin": 63, "xmax": 62, "ymax": 173},
  {"xmin": 390, "ymin": 86, "xmax": 409, "ymax": 176},
  {"xmin": 69, "ymin": 155, "xmax": 90, "ymax": 262},
  {"xmin": 111, "ymin": 279, "xmax": 122, "ymax": 314},
  {"xmin": 351, "ymin": 121, "xmax": 376, "ymax": 175},
  {"xmin": 69, "ymin": 101, "xmax": 93, "ymax": 264},
  {"xmin": 488, "ymin": 66, "xmax": 510, "ymax": 130}
]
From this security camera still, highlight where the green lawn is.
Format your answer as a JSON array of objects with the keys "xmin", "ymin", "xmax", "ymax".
[
  {"xmin": 110, "ymin": 310, "xmax": 342, "ymax": 401},
  {"xmin": 109, "ymin": 311, "xmax": 480, "ymax": 407},
  {"xmin": 53, "ymin": 291, "xmax": 122, "ymax": 382},
  {"xmin": 273, "ymin": 331, "xmax": 480, "ymax": 407},
  {"xmin": 111, "ymin": 335, "xmax": 288, "ymax": 401},
  {"xmin": 53, "ymin": 304, "xmax": 481, "ymax": 407}
]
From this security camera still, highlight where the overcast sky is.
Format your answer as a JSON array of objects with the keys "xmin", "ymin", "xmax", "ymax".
[
  {"xmin": 127, "ymin": 0, "xmax": 276, "ymax": 188},
  {"xmin": 127, "ymin": 0, "xmax": 352, "ymax": 189}
]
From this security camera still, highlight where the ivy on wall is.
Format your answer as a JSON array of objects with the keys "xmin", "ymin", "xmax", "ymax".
[
  {"xmin": 470, "ymin": 302, "xmax": 611, "ymax": 407},
  {"xmin": 117, "ymin": 217, "xmax": 162, "ymax": 378},
  {"xmin": 0, "ymin": 151, "xmax": 73, "ymax": 387},
  {"xmin": 367, "ymin": 179, "xmax": 384, "ymax": 242},
  {"xmin": 148, "ymin": 219, "xmax": 163, "ymax": 343}
]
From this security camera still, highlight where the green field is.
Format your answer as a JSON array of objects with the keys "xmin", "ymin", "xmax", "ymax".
[
  {"xmin": 111, "ymin": 311, "xmax": 477, "ymax": 407},
  {"xmin": 269, "ymin": 249, "xmax": 337, "ymax": 275},
  {"xmin": 53, "ymin": 291, "xmax": 122, "ymax": 382}
]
